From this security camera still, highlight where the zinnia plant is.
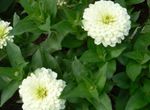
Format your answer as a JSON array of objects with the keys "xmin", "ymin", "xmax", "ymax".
[{"xmin": 0, "ymin": 0, "xmax": 150, "ymax": 110}]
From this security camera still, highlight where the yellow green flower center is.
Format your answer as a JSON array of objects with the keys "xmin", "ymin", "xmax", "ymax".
[
  {"xmin": 102, "ymin": 15, "xmax": 115, "ymax": 24},
  {"xmin": 0, "ymin": 27, "xmax": 5, "ymax": 38},
  {"xmin": 35, "ymin": 86, "xmax": 48, "ymax": 100}
]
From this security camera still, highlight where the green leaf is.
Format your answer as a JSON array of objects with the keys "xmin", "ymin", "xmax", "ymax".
[
  {"xmin": 96, "ymin": 45, "xmax": 107, "ymax": 62},
  {"xmin": 107, "ymin": 44, "xmax": 127, "ymax": 59},
  {"xmin": 19, "ymin": 0, "xmax": 33, "ymax": 14},
  {"xmin": 125, "ymin": 91, "xmax": 148, "ymax": 110},
  {"xmin": 31, "ymin": 49, "xmax": 43, "ymax": 70},
  {"xmin": 106, "ymin": 60, "xmax": 116, "ymax": 79},
  {"xmin": 95, "ymin": 63, "xmax": 107, "ymax": 93},
  {"xmin": 0, "ymin": 80, "xmax": 21, "ymax": 106},
  {"xmin": 113, "ymin": 72, "xmax": 130, "ymax": 89},
  {"xmin": 141, "ymin": 19, "xmax": 150, "ymax": 33},
  {"xmin": 0, "ymin": 77, "xmax": 9, "ymax": 90},
  {"xmin": 126, "ymin": 0, "xmax": 145, "ymax": 5},
  {"xmin": 115, "ymin": 91, "xmax": 129, "ymax": 110},
  {"xmin": 42, "ymin": 21, "xmax": 72, "ymax": 53},
  {"xmin": 41, "ymin": 50, "xmax": 61, "ymax": 73},
  {"xmin": 124, "ymin": 51, "xmax": 150, "ymax": 64},
  {"xmin": 72, "ymin": 58, "xmax": 88, "ymax": 82},
  {"xmin": 80, "ymin": 50, "xmax": 100, "ymax": 63},
  {"xmin": 134, "ymin": 33, "xmax": 150, "ymax": 51},
  {"xmin": 99, "ymin": 93, "xmax": 112, "ymax": 110},
  {"xmin": 131, "ymin": 11, "xmax": 140, "ymax": 22},
  {"xmin": 13, "ymin": 13, "xmax": 20, "ymax": 27},
  {"xmin": 52, "ymin": 20, "xmax": 73, "ymax": 36},
  {"xmin": 63, "ymin": 82, "xmax": 93, "ymax": 99},
  {"xmin": 142, "ymin": 79, "xmax": 150, "ymax": 102},
  {"xmin": 63, "ymin": 7, "xmax": 77, "ymax": 23},
  {"xmin": 126, "ymin": 61, "xmax": 142, "ymax": 81},
  {"xmin": 6, "ymin": 42, "xmax": 26, "ymax": 67},
  {"xmin": 83, "ymin": 78, "xmax": 99, "ymax": 100},
  {"xmin": 115, "ymin": 0, "xmax": 126, "ymax": 7},
  {"xmin": 0, "ymin": 67, "xmax": 20, "ymax": 79},
  {"xmin": 91, "ymin": 93, "xmax": 112, "ymax": 110},
  {"xmin": 41, "ymin": 33, "xmax": 62, "ymax": 53},
  {"xmin": 0, "ymin": 49, "xmax": 6, "ymax": 61},
  {"xmin": 62, "ymin": 35, "xmax": 83, "ymax": 48},
  {"xmin": 12, "ymin": 18, "xmax": 38, "ymax": 35},
  {"xmin": 63, "ymin": 78, "xmax": 99, "ymax": 100},
  {"xmin": 38, "ymin": 16, "xmax": 51, "ymax": 32},
  {"xmin": 147, "ymin": 0, "xmax": 150, "ymax": 7},
  {"xmin": 43, "ymin": 0, "xmax": 57, "ymax": 18},
  {"xmin": 87, "ymin": 39, "xmax": 96, "ymax": 51}
]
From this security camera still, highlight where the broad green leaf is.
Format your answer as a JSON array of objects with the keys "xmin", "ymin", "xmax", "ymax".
[
  {"xmin": 42, "ymin": 0, "xmax": 57, "ymax": 18},
  {"xmin": 113, "ymin": 72, "xmax": 130, "ymax": 89},
  {"xmin": 41, "ymin": 33, "xmax": 62, "ymax": 53},
  {"xmin": 125, "ymin": 91, "xmax": 148, "ymax": 110},
  {"xmin": 106, "ymin": 60, "xmax": 116, "ymax": 79},
  {"xmin": 31, "ymin": 49, "xmax": 43, "ymax": 70},
  {"xmin": 19, "ymin": 0, "xmax": 33, "ymax": 14},
  {"xmin": 134, "ymin": 33, "xmax": 150, "ymax": 51},
  {"xmin": 42, "ymin": 21, "xmax": 72, "ymax": 53},
  {"xmin": 0, "ymin": 80, "xmax": 21, "ymax": 106},
  {"xmin": 13, "ymin": 13, "xmax": 20, "ymax": 27},
  {"xmin": 107, "ymin": 44, "xmax": 127, "ymax": 59},
  {"xmin": 0, "ymin": 77, "xmax": 9, "ymax": 90},
  {"xmin": 41, "ymin": 50, "xmax": 61, "ymax": 73},
  {"xmin": 99, "ymin": 93, "xmax": 112, "ymax": 110},
  {"xmin": 126, "ymin": 61, "xmax": 142, "ymax": 81},
  {"xmin": 63, "ymin": 80, "xmax": 99, "ymax": 100},
  {"xmin": 0, "ymin": 67, "xmax": 20, "ymax": 79},
  {"xmin": 115, "ymin": 0, "xmax": 126, "ymax": 7},
  {"xmin": 12, "ymin": 18, "xmax": 38, "ymax": 35},
  {"xmin": 38, "ymin": 16, "xmax": 51, "ymax": 32},
  {"xmin": 147, "ymin": 0, "xmax": 150, "ymax": 7},
  {"xmin": 22, "ymin": 43, "xmax": 38, "ymax": 57},
  {"xmin": 87, "ymin": 39, "xmax": 96, "ymax": 51},
  {"xmin": 72, "ymin": 58, "xmax": 88, "ymax": 82},
  {"xmin": 124, "ymin": 51, "xmax": 150, "ymax": 64},
  {"xmin": 131, "ymin": 11, "xmax": 140, "ymax": 22},
  {"xmin": 80, "ymin": 50, "xmax": 100, "ymax": 63},
  {"xmin": 63, "ymin": 7, "xmax": 77, "ymax": 23},
  {"xmin": 142, "ymin": 19, "xmax": 150, "ymax": 33},
  {"xmin": 62, "ymin": 35, "xmax": 83, "ymax": 48},
  {"xmin": 6, "ymin": 42, "xmax": 26, "ymax": 67},
  {"xmin": 0, "ymin": 49, "xmax": 6, "ymax": 61},
  {"xmin": 92, "ymin": 93, "xmax": 112, "ymax": 110},
  {"xmin": 63, "ymin": 82, "xmax": 93, "ymax": 99},
  {"xmin": 96, "ymin": 45, "xmax": 107, "ymax": 62},
  {"xmin": 142, "ymin": 79, "xmax": 150, "ymax": 102},
  {"xmin": 51, "ymin": 20, "xmax": 72, "ymax": 36},
  {"xmin": 126, "ymin": 0, "xmax": 145, "ymax": 5},
  {"xmin": 19, "ymin": 0, "xmax": 42, "ymax": 22},
  {"xmin": 124, "ymin": 51, "xmax": 142, "ymax": 63},
  {"xmin": 78, "ymin": 103, "xmax": 89, "ymax": 110},
  {"xmin": 115, "ymin": 91, "xmax": 129, "ymax": 110},
  {"xmin": 95, "ymin": 63, "xmax": 107, "ymax": 93}
]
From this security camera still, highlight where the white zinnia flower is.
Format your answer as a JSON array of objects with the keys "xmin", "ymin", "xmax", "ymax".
[
  {"xmin": 19, "ymin": 68, "xmax": 66, "ymax": 110},
  {"xmin": 82, "ymin": 0, "xmax": 131, "ymax": 47},
  {"xmin": 0, "ymin": 20, "xmax": 14, "ymax": 49}
]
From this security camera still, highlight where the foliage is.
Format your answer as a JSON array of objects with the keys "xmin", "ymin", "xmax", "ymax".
[{"xmin": 0, "ymin": 0, "xmax": 150, "ymax": 110}]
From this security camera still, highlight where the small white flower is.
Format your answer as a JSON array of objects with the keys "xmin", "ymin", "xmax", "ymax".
[
  {"xmin": 19, "ymin": 68, "xmax": 66, "ymax": 110},
  {"xmin": 82, "ymin": 0, "xmax": 131, "ymax": 47},
  {"xmin": 0, "ymin": 20, "xmax": 14, "ymax": 49},
  {"xmin": 57, "ymin": 0, "xmax": 67, "ymax": 6}
]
